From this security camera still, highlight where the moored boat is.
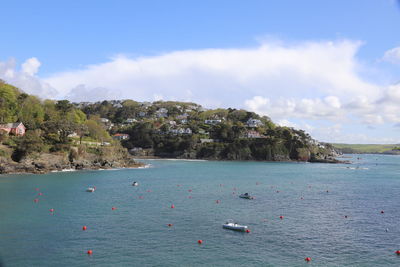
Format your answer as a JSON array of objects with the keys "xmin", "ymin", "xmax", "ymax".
[
  {"xmin": 239, "ymin": 193, "xmax": 254, "ymax": 199},
  {"xmin": 223, "ymin": 220, "xmax": 248, "ymax": 232},
  {"xmin": 86, "ymin": 187, "xmax": 95, "ymax": 192},
  {"xmin": 132, "ymin": 181, "xmax": 139, "ymax": 186}
]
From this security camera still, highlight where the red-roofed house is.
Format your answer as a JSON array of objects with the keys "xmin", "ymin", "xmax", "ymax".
[
  {"xmin": 0, "ymin": 122, "xmax": 26, "ymax": 136},
  {"xmin": 112, "ymin": 133, "xmax": 129, "ymax": 140}
]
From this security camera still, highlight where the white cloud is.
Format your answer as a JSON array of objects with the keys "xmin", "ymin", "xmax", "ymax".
[
  {"xmin": 383, "ymin": 46, "xmax": 400, "ymax": 64},
  {"xmin": 0, "ymin": 58, "xmax": 56, "ymax": 98},
  {"xmin": 21, "ymin": 57, "xmax": 41, "ymax": 76}
]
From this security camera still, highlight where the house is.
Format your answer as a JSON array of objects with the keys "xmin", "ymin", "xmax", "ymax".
[
  {"xmin": 200, "ymin": 138, "xmax": 214, "ymax": 143},
  {"xmin": 100, "ymin": 118, "xmax": 109, "ymax": 123},
  {"xmin": 184, "ymin": 128, "xmax": 192, "ymax": 134},
  {"xmin": 0, "ymin": 122, "xmax": 26, "ymax": 136},
  {"xmin": 205, "ymin": 119, "xmax": 222, "ymax": 125},
  {"xmin": 112, "ymin": 133, "xmax": 130, "ymax": 140},
  {"xmin": 168, "ymin": 120, "xmax": 177, "ymax": 126},
  {"xmin": 176, "ymin": 113, "xmax": 188, "ymax": 120},
  {"xmin": 126, "ymin": 118, "xmax": 137, "ymax": 123},
  {"xmin": 246, "ymin": 118, "xmax": 263, "ymax": 128},
  {"xmin": 156, "ymin": 108, "xmax": 168, "ymax": 118},
  {"xmin": 138, "ymin": 111, "xmax": 147, "ymax": 117},
  {"xmin": 245, "ymin": 130, "xmax": 262, "ymax": 138},
  {"xmin": 180, "ymin": 119, "xmax": 188, "ymax": 124}
]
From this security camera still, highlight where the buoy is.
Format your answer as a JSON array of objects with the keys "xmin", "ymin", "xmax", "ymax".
[
  {"xmin": 49, "ymin": 208, "xmax": 55, "ymax": 212},
  {"xmin": 35, "ymin": 188, "xmax": 39, "ymax": 191},
  {"xmin": 279, "ymin": 216, "xmax": 284, "ymax": 220},
  {"xmin": 171, "ymin": 204, "xmax": 175, "ymax": 209},
  {"xmin": 215, "ymin": 200, "xmax": 220, "ymax": 204},
  {"xmin": 38, "ymin": 192, "xmax": 43, "ymax": 196},
  {"xmin": 188, "ymin": 189, "xmax": 192, "ymax": 192},
  {"xmin": 139, "ymin": 196, "xmax": 144, "ymax": 199},
  {"xmin": 197, "ymin": 240, "xmax": 203, "ymax": 244},
  {"xmin": 381, "ymin": 210, "xmax": 384, "ymax": 214},
  {"xmin": 167, "ymin": 223, "xmax": 173, "ymax": 227},
  {"xmin": 82, "ymin": 226, "xmax": 87, "ymax": 231},
  {"xmin": 300, "ymin": 197, "xmax": 304, "ymax": 200},
  {"xmin": 326, "ymin": 190, "xmax": 329, "ymax": 193},
  {"xmin": 305, "ymin": 257, "xmax": 311, "ymax": 262},
  {"xmin": 276, "ymin": 190, "xmax": 280, "ymax": 193},
  {"xmin": 396, "ymin": 250, "xmax": 400, "ymax": 255},
  {"xmin": 246, "ymin": 229, "xmax": 250, "ymax": 233},
  {"xmin": 87, "ymin": 250, "xmax": 93, "ymax": 255},
  {"xmin": 344, "ymin": 215, "xmax": 348, "ymax": 218},
  {"xmin": 34, "ymin": 198, "xmax": 39, "ymax": 203},
  {"xmin": 112, "ymin": 207, "xmax": 117, "ymax": 210}
]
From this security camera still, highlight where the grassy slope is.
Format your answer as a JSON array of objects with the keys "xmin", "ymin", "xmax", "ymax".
[{"xmin": 332, "ymin": 143, "xmax": 400, "ymax": 154}]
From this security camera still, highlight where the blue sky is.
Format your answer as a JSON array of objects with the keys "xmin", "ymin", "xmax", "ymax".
[{"xmin": 1, "ymin": 0, "xmax": 400, "ymax": 143}]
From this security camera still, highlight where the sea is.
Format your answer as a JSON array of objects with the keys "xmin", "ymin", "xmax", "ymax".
[{"xmin": 0, "ymin": 154, "xmax": 399, "ymax": 267}]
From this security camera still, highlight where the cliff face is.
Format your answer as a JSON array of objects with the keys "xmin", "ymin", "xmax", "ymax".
[{"xmin": 0, "ymin": 145, "xmax": 143, "ymax": 175}]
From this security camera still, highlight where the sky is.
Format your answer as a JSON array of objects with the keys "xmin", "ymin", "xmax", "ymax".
[{"xmin": 1, "ymin": 0, "xmax": 400, "ymax": 144}]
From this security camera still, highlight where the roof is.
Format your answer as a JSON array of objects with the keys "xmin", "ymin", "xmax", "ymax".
[
  {"xmin": 0, "ymin": 122, "xmax": 24, "ymax": 128},
  {"xmin": 113, "ymin": 133, "xmax": 129, "ymax": 136}
]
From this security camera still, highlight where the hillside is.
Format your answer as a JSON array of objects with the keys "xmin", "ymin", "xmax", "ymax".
[{"xmin": 332, "ymin": 143, "xmax": 400, "ymax": 155}]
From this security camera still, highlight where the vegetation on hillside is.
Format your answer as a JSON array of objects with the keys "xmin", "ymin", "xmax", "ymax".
[{"xmin": 332, "ymin": 143, "xmax": 400, "ymax": 154}]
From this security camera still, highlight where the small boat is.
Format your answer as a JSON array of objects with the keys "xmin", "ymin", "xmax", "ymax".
[
  {"xmin": 132, "ymin": 181, "xmax": 139, "ymax": 186},
  {"xmin": 239, "ymin": 193, "xmax": 254, "ymax": 199},
  {"xmin": 86, "ymin": 187, "xmax": 95, "ymax": 192},
  {"xmin": 223, "ymin": 220, "xmax": 248, "ymax": 232}
]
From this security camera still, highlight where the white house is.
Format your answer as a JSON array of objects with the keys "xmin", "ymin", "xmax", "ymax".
[
  {"xmin": 246, "ymin": 130, "xmax": 262, "ymax": 138},
  {"xmin": 126, "ymin": 118, "xmax": 137, "ymax": 123},
  {"xmin": 246, "ymin": 118, "xmax": 263, "ymax": 128},
  {"xmin": 100, "ymin": 118, "xmax": 109, "ymax": 123},
  {"xmin": 156, "ymin": 108, "xmax": 168, "ymax": 118},
  {"xmin": 205, "ymin": 119, "xmax": 222, "ymax": 125}
]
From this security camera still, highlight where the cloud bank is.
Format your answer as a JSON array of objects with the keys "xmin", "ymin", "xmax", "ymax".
[{"xmin": 1, "ymin": 39, "xmax": 399, "ymax": 143}]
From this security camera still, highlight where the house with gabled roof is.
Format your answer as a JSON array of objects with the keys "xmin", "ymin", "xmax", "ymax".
[{"xmin": 0, "ymin": 122, "xmax": 26, "ymax": 136}]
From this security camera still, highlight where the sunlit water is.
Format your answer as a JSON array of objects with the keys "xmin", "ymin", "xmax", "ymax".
[{"xmin": 0, "ymin": 155, "xmax": 399, "ymax": 266}]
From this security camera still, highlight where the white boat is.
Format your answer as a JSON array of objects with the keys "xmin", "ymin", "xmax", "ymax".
[
  {"xmin": 239, "ymin": 193, "xmax": 254, "ymax": 199},
  {"xmin": 132, "ymin": 181, "xmax": 139, "ymax": 186},
  {"xmin": 223, "ymin": 220, "xmax": 248, "ymax": 232},
  {"xmin": 86, "ymin": 187, "xmax": 95, "ymax": 192}
]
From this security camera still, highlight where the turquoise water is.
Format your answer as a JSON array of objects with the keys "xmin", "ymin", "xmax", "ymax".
[{"xmin": 0, "ymin": 155, "xmax": 400, "ymax": 266}]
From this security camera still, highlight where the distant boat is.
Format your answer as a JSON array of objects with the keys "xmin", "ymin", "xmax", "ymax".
[
  {"xmin": 132, "ymin": 181, "xmax": 139, "ymax": 186},
  {"xmin": 223, "ymin": 220, "xmax": 248, "ymax": 232},
  {"xmin": 86, "ymin": 187, "xmax": 95, "ymax": 192},
  {"xmin": 239, "ymin": 193, "xmax": 254, "ymax": 199}
]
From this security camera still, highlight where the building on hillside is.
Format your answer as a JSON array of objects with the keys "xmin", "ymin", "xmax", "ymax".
[
  {"xmin": 245, "ymin": 130, "xmax": 262, "ymax": 138},
  {"xmin": 200, "ymin": 138, "xmax": 214, "ymax": 143},
  {"xmin": 246, "ymin": 118, "xmax": 263, "ymax": 128},
  {"xmin": 112, "ymin": 133, "xmax": 130, "ymax": 140},
  {"xmin": 100, "ymin": 118, "xmax": 110, "ymax": 123},
  {"xmin": 0, "ymin": 122, "xmax": 26, "ymax": 136},
  {"xmin": 205, "ymin": 119, "xmax": 222, "ymax": 125},
  {"xmin": 156, "ymin": 108, "xmax": 168, "ymax": 118},
  {"xmin": 126, "ymin": 118, "xmax": 137, "ymax": 123}
]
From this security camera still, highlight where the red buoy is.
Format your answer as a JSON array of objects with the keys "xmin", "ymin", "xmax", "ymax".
[
  {"xmin": 171, "ymin": 204, "xmax": 175, "ymax": 209},
  {"xmin": 167, "ymin": 223, "xmax": 173, "ymax": 227},
  {"xmin": 197, "ymin": 240, "xmax": 203, "ymax": 244},
  {"xmin": 381, "ymin": 210, "xmax": 384, "ymax": 214},
  {"xmin": 305, "ymin": 257, "xmax": 311, "ymax": 262},
  {"xmin": 82, "ymin": 226, "xmax": 87, "ymax": 231},
  {"xmin": 34, "ymin": 198, "xmax": 39, "ymax": 203},
  {"xmin": 188, "ymin": 189, "xmax": 192, "ymax": 192},
  {"xmin": 38, "ymin": 192, "xmax": 43, "ymax": 196},
  {"xmin": 279, "ymin": 216, "xmax": 284, "ymax": 220},
  {"xmin": 35, "ymin": 188, "xmax": 39, "ymax": 191},
  {"xmin": 87, "ymin": 250, "xmax": 93, "ymax": 255},
  {"xmin": 396, "ymin": 250, "xmax": 400, "ymax": 255},
  {"xmin": 246, "ymin": 229, "xmax": 250, "ymax": 233},
  {"xmin": 112, "ymin": 207, "xmax": 117, "ymax": 210},
  {"xmin": 49, "ymin": 208, "xmax": 55, "ymax": 212},
  {"xmin": 215, "ymin": 200, "xmax": 220, "ymax": 204}
]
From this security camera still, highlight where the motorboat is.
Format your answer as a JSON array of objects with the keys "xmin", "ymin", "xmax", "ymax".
[
  {"xmin": 132, "ymin": 181, "xmax": 139, "ymax": 186},
  {"xmin": 222, "ymin": 220, "xmax": 248, "ymax": 232},
  {"xmin": 86, "ymin": 187, "xmax": 95, "ymax": 192},
  {"xmin": 239, "ymin": 193, "xmax": 254, "ymax": 199}
]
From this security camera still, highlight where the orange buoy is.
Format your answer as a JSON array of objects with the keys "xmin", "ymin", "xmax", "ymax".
[
  {"xmin": 34, "ymin": 198, "xmax": 39, "ymax": 203},
  {"xmin": 171, "ymin": 204, "xmax": 175, "ymax": 209},
  {"xmin": 82, "ymin": 226, "xmax": 87, "ymax": 231},
  {"xmin": 381, "ymin": 210, "xmax": 384, "ymax": 214},
  {"xmin": 279, "ymin": 216, "xmax": 284, "ymax": 220},
  {"xmin": 87, "ymin": 250, "xmax": 93, "ymax": 255},
  {"xmin": 246, "ymin": 229, "xmax": 250, "ymax": 233},
  {"xmin": 305, "ymin": 257, "xmax": 311, "ymax": 262},
  {"xmin": 396, "ymin": 250, "xmax": 400, "ymax": 255},
  {"xmin": 167, "ymin": 223, "xmax": 173, "ymax": 227},
  {"xmin": 112, "ymin": 207, "xmax": 117, "ymax": 210},
  {"xmin": 197, "ymin": 240, "xmax": 203, "ymax": 244}
]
